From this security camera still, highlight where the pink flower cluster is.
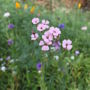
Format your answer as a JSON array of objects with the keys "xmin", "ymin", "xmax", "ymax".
[
  {"xmin": 40, "ymin": 27, "xmax": 61, "ymax": 51},
  {"xmin": 31, "ymin": 17, "xmax": 72, "ymax": 52}
]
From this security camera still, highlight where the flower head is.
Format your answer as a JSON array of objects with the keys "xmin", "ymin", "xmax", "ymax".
[
  {"xmin": 41, "ymin": 20, "xmax": 49, "ymax": 29},
  {"xmin": 81, "ymin": 26, "xmax": 87, "ymax": 31},
  {"xmin": 8, "ymin": 39, "xmax": 13, "ymax": 46},
  {"xmin": 8, "ymin": 24, "xmax": 14, "ymax": 29},
  {"xmin": 78, "ymin": 2, "xmax": 81, "ymax": 9},
  {"xmin": 0, "ymin": 58, "xmax": 3, "ymax": 61},
  {"xmin": 58, "ymin": 24, "xmax": 65, "ymax": 29},
  {"xmin": 70, "ymin": 56, "xmax": 75, "ymax": 60},
  {"xmin": 32, "ymin": 18, "xmax": 40, "ymax": 24},
  {"xmin": 1, "ymin": 66, "xmax": 6, "ymax": 72},
  {"xmin": 24, "ymin": 4, "xmax": 28, "ymax": 10},
  {"xmin": 16, "ymin": 2, "xmax": 21, "ymax": 9},
  {"xmin": 54, "ymin": 55, "xmax": 59, "ymax": 60},
  {"xmin": 42, "ymin": 45, "xmax": 49, "ymax": 51},
  {"xmin": 4, "ymin": 12, "xmax": 10, "ymax": 17},
  {"xmin": 49, "ymin": 27, "xmax": 61, "ymax": 38},
  {"xmin": 42, "ymin": 31, "xmax": 53, "ymax": 45},
  {"xmin": 6, "ymin": 56, "xmax": 11, "ymax": 60},
  {"xmin": 36, "ymin": 62, "xmax": 41, "ymax": 70},
  {"xmin": 37, "ymin": 24, "xmax": 46, "ymax": 32},
  {"xmin": 42, "ymin": 20, "xmax": 49, "ymax": 25},
  {"xmin": 75, "ymin": 50, "xmax": 80, "ymax": 56},
  {"xmin": 62, "ymin": 39, "xmax": 72, "ymax": 51},
  {"xmin": 39, "ymin": 40, "xmax": 44, "ymax": 46},
  {"xmin": 53, "ymin": 41, "xmax": 61, "ymax": 50},
  {"xmin": 31, "ymin": 33, "xmax": 39, "ymax": 40},
  {"xmin": 30, "ymin": 6, "xmax": 35, "ymax": 14}
]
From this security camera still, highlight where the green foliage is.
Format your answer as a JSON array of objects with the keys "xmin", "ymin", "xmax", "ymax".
[{"xmin": 0, "ymin": 0, "xmax": 90, "ymax": 90}]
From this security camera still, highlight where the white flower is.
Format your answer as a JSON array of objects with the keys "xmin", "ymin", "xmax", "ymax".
[
  {"xmin": 81, "ymin": 26, "xmax": 87, "ymax": 31},
  {"xmin": 54, "ymin": 55, "xmax": 59, "ymax": 61},
  {"xmin": 1, "ymin": 66, "xmax": 6, "ymax": 72},
  {"xmin": 51, "ymin": 47, "xmax": 56, "ymax": 51},
  {"xmin": 0, "ymin": 58, "xmax": 3, "ymax": 61},
  {"xmin": 66, "ymin": 63, "xmax": 69, "ymax": 66},
  {"xmin": 10, "ymin": 59, "xmax": 14, "ymax": 63},
  {"xmin": 38, "ymin": 70, "xmax": 42, "ymax": 74},
  {"xmin": 70, "ymin": 56, "xmax": 75, "ymax": 60},
  {"xmin": 4, "ymin": 12, "xmax": 10, "ymax": 17}
]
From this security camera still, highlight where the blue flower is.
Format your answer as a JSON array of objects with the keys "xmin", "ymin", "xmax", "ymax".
[
  {"xmin": 36, "ymin": 62, "xmax": 41, "ymax": 70},
  {"xmin": 75, "ymin": 50, "xmax": 80, "ymax": 56},
  {"xmin": 8, "ymin": 24, "xmax": 14, "ymax": 29},
  {"xmin": 6, "ymin": 56, "xmax": 11, "ymax": 60},
  {"xmin": 8, "ymin": 39, "xmax": 13, "ymax": 46},
  {"xmin": 58, "ymin": 24, "xmax": 65, "ymax": 29}
]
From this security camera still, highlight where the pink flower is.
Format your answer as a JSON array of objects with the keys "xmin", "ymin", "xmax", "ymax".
[
  {"xmin": 42, "ymin": 20, "xmax": 49, "ymax": 29},
  {"xmin": 39, "ymin": 40, "xmax": 44, "ymax": 46},
  {"xmin": 49, "ymin": 27, "xmax": 61, "ymax": 38},
  {"xmin": 44, "ymin": 31, "xmax": 53, "ymax": 41},
  {"xmin": 31, "ymin": 33, "xmax": 39, "ymax": 40},
  {"xmin": 49, "ymin": 27, "xmax": 55, "ymax": 34},
  {"xmin": 37, "ymin": 24, "xmax": 46, "ymax": 32},
  {"xmin": 62, "ymin": 39, "xmax": 72, "ymax": 51},
  {"xmin": 42, "ymin": 45, "xmax": 49, "ymax": 51},
  {"xmin": 32, "ymin": 18, "xmax": 40, "ymax": 24},
  {"xmin": 67, "ymin": 45, "xmax": 72, "ymax": 51},
  {"xmin": 47, "ymin": 41, "xmax": 52, "ymax": 45},
  {"xmin": 42, "ymin": 20, "xmax": 49, "ymax": 25},
  {"xmin": 42, "ymin": 31, "xmax": 53, "ymax": 45}
]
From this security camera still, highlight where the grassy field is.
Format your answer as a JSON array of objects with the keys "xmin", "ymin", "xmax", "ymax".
[{"xmin": 0, "ymin": 0, "xmax": 90, "ymax": 90}]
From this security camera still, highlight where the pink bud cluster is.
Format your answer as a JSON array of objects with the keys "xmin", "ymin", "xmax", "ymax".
[{"xmin": 31, "ymin": 17, "xmax": 72, "ymax": 51}]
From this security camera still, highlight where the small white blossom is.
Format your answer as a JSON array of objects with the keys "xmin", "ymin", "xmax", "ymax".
[
  {"xmin": 4, "ymin": 12, "xmax": 10, "ymax": 17},
  {"xmin": 1, "ymin": 66, "xmax": 6, "ymax": 72},
  {"xmin": 51, "ymin": 47, "xmax": 56, "ymax": 51},
  {"xmin": 70, "ymin": 56, "xmax": 75, "ymax": 60},
  {"xmin": 66, "ymin": 63, "xmax": 69, "ymax": 66},
  {"xmin": 81, "ymin": 26, "xmax": 87, "ymax": 31},
  {"xmin": 38, "ymin": 70, "xmax": 42, "ymax": 74},
  {"xmin": 10, "ymin": 59, "xmax": 14, "ymax": 63},
  {"xmin": 54, "ymin": 56, "xmax": 59, "ymax": 61},
  {"xmin": 0, "ymin": 58, "xmax": 3, "ymax": 61}
]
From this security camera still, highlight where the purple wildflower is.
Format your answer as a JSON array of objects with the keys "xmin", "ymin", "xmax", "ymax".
[
  {"xmin": 8, "ymin": 39, "xmax": 13, "ymax": 46},
  {"xmin": 8, "ymin": 24, "xmax": 14, "ymax": 29},
  {"xmin": 75, "ymin": 50, "xmax": 80, "ymax": 56},
  {"xmin": 6, "ymin": 56, "xmax": 11, "ymax": 60},
  {"xmin": 58, "ymin": 24, "xmax": 65, "ymax": 29},
  {"xmin": 36, "ymin": 62, "xmax": 41, "ymax": 70},
  {"xmin": 53, "ymin": 41, "xmax": 61, "ymax": 50}
]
